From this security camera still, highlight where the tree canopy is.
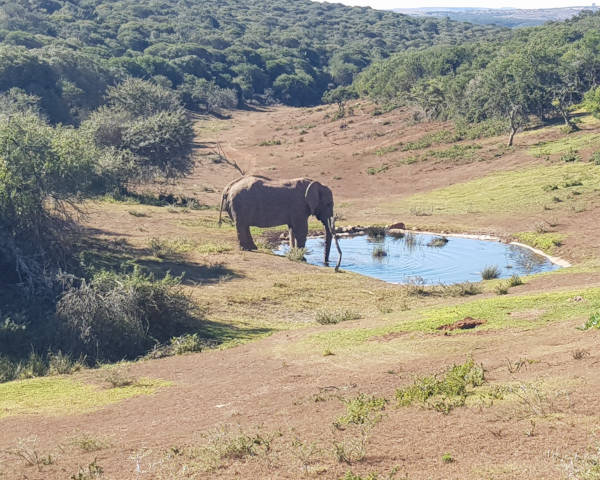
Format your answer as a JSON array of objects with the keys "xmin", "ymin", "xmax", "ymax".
[{"xmin": 0, "ymin": 0, "xmax": 506, "ymax": 123}]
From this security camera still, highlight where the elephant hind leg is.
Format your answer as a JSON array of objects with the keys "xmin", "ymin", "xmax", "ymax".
[
  {"xmin": 288, "ymin": 227, "xmax": 297, "ymax": 248},
  {"xmin": 236, "ymin": 223, "xmax": 257, "ymax": 250}
]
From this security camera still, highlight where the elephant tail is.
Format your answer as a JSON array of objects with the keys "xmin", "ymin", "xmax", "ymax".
[{"xmin": 218, "ymin": 192, "xmax": 226, "ymax": 226}]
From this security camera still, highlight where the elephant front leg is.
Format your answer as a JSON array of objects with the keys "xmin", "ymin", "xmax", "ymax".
[
  {"xmin": 236, "ymin": 223, "xmax": 257, "ymax": 250},
  {"xmin": 292, "ymin": 220, "xmax": 308, "ymax": 249}
]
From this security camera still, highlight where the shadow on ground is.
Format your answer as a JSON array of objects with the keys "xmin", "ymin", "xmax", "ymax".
[{"xmin": 76, "ymin": 232, "xmax": 242, "ymax": 286}]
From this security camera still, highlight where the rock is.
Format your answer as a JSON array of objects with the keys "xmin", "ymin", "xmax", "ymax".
[
  {"xmin": 388, "ymin": 222, "xmax": 405, "ymax": 230},
  {"xmin": 388, "ymin": 228, "xmax": 404, "ymax": 236}
]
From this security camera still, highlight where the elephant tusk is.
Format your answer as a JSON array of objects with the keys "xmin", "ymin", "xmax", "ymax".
[{"xmin": 330, "ymin": 217, "xmax": 342, "ymax": 272}]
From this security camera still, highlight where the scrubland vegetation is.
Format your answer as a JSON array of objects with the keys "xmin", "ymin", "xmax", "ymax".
[{"xmin": 2, "ymin": 1, "xmax": 600, "ymax": 479}]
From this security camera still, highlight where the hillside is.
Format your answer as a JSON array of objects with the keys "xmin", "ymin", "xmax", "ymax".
[
  {"xmin": 393, "ymin": 6, "xmax": 600, "ymax": 28},
  {"xmin": 2, "ymin": 102, "xmax": 600, "ymax": 479},
  {"xmin": 0, "ymin": 0, "xmax": 505, "ymax": 124}
]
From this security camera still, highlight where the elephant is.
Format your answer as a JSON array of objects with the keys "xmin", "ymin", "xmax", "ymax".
[{"xmin": 219, "ymin": 176, "xmax": 341, "ymax": 266}]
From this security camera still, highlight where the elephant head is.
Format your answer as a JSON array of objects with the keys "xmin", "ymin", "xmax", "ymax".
[{"xmin": 305, "ymin": 181, "xmax": 336, "ymax": 264}]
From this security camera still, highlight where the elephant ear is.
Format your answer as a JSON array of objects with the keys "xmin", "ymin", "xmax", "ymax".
[{"xmin": 305, "ymin": 181, "xmax": 321, "ymax": 214}]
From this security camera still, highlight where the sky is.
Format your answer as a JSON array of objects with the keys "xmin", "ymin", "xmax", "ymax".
[{"xmin": 318, "ymin": 0, "xmax": 596, "ymax": 9}]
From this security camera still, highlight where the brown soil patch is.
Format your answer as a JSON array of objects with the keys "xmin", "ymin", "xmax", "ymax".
[{"xmin": 436, "ymin": 317, "xmax": 487, "ymax": 331}]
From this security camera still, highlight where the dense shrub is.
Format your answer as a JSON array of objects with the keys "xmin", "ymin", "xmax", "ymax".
[
  {"xmin": 82, "ymin": 79, "xmax": 194, "ymax": 180},
  {"xmin": 57, "ymin": 268, "xmax": 200, "ymax": 362},
  {"xmin": 0, "ymin": 112, "xmax": 99, "ymax": 290}
]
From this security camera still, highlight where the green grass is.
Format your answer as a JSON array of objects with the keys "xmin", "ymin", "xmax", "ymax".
[
  {"xmin": 196, "ymin": 242, "xmax": 234, "ymax": 254},
  {"xmin": 300, "ymin": 287, "xmax": 600, "ymax": 352},
  {"xmin": 396, "ymin": 358, "xmax": 486, "ymax": 414},
  {"xmin": 529, "ymin": 133, "xmax": 600, "ymax": 157},
  {"xmin": 0, "ymin": 376, "xmax": 171, "ymax": 418},
  {"xmin": 383, "ymin": 164, "xmax": 600, "ymax": 216},
  {"xmin": 514, "ymin": 232, "xmax": 565, "ymax": 252},
  {"xmin": 428, "ymin": 144, "xmax": 482, "ymax": 160}
]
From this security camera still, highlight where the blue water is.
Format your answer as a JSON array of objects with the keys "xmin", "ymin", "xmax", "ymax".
[{"xmin": 275, "ymin": 232, "xmax": 560, "ymax": 285}]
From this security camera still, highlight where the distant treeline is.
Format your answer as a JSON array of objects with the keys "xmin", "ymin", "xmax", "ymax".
[
  {"xmin": 0, "ymin": 0, "xmax": 505, "ymax": 124},
  {"xmin": 354, "ymin": 11, "xmax": 600, "ymax": 144}
]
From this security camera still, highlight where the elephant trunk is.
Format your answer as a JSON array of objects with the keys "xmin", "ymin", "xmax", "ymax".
[
  {"xmin": 332, "ymin": 218, "xmax": 342, "ymax": 272},
  {"xmin": 324, "ymin": 218, "xmax": 332, "ymax": 264}
]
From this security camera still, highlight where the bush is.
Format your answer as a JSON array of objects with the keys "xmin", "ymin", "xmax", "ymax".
[
  {"xmin": 481, "ymin": 265, "xmax": 501, "ymax": 280},
  {"xmin": 316, "ymin": 309, "xmax": 361, "ymax": 325},
  {"xmin": 56, "ymin": 268, "xmax": 200, "ymax": 362},
  {"xmin": 170, "ymin": 333, "xmax": 205, "ymax": 355},
  {"xmin": 82, "ymin": 79, "xmax": 194, "ymax": 180},
  {"xmin": 105, "ymin": 77, "xmax": 182, "ymax": 117},
  {"xmin": 0, "ymin": 112, "xmax": 99, "ymax": 290},
  {"xmin": 396, "ymin": 358, "xmax": 485, "ymax": 414},
  {"xmin": 583, "ymin": 86, "xmax": 600, "ymax": 118},
  {"xmin": 507, "ymin": 274, "xmax": 523, "ymax": 287},
  {"xmin": 560, "ymin": 149, "xmax": 581, "ymax": 163}
]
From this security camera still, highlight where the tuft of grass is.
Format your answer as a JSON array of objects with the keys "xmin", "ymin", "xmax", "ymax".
[
  {"xmin": 258, "ymin": 139, "xmax": 282, "ymax": 146},
  {"xmin": 400, "ymin": 130, "xmax": 459, "ymax": 151},
  {"xmin": 592, "ymin": 151, "xmax": 600, "ymax": 165},
  {"xmin": 395, "ymin": 358, "xmax": 485, "ymax": 414},
  {"xmin": 4, "ymin": 436, "xmax": 58, "ymax": 470},
  {"xmin": 170, "ymin": 333, "xmax": 205, "ymax": 355},
  {"xmin": 196, "ymin": 242, "xmax": 234, "ymax": 254},
  {"xmin": 428, "ymin": 143, "xmax": 482, "ymax": 161},
  {"xmin": 561, "ymin": 149, "xmax": 582, "ymax": 163},
  {"xmin": 333, "ymin": 393, "xmax": 386, "ymax": 463},
  {"xmin": 104, "ymin": 369, "xmax": 136, "ymax": 388},
  {"xmin": 0, "ymin": 376, "xmax": 171, "ymax": 418},
  {"xmin": 514, "ymin": 232, "xmax": 564, "ymax": 252},
  {"xmin": 366, "ymin": 164, "xmax": 389, "ymax": 175},
  {"xmin": 371, "ymin": 246, "xmax": 387, "ymax": 258},
  {"xmin": 441, "ymin": 453, "xmax": 455, "ymax": 464},
  {"xmin": 286, "ymin": 247, "xmax": 307, "ymax": 262},
  {"xmin": 481, "ymin": 265, "xmax": 501, "ymax": 280},
  {"xmin": 70, "ymin": 434, "xmax": 112, "ymax": 452},
  {"xmin": 494, "ymin": 282, "xmax": 509, "ymax": 295},
  {"xmin": 581, "ymin": 310, "xmax": 600, "ymax": 330},
  {"xmin": 427, "ymin": 236, "xmax": 448, "ymax": 247},
  {"xmin": 48, "ymin": 351, "xmax": 85, "ymax": 376},
  {"xmin": 128, "ymin": 210, "xmax": 149, "ymax": 217},
  {"xmin": 375, "ymin": 145, "xmax": 398, "ymax": 156},
  {"xmin": 171, "ymin": 426, "xmax": 278, "ymax": 472},
  {"xmin": 365, "ymin": 226, "xmax": 386, "ymax": 239},
  {"xmin": 316, "ymin": 309, "xmax": 361, "ymax": 325},
  {"xmin": 70, "ymin": 458, "xmax": 104, "ymax": 480},
  {"xmin": 335, "ymin": 393, "xmax": 386, "ymax": 428},
  {"xmin": 557, "ymin": 445, "xmax": 600, "ymax": 480},
  {"xmin": 148, "ymin": 237, "xmax": 194, "ymax": 258},
  {"xmin": 507, "ymin": 274, "xmax": 523, "ymax": 287}
]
